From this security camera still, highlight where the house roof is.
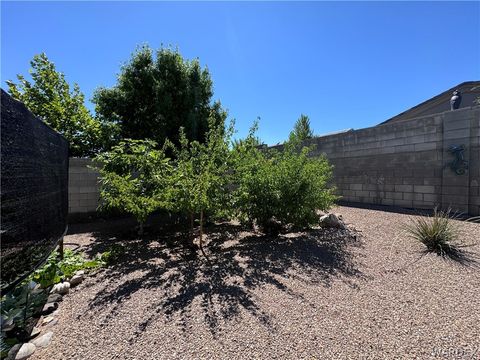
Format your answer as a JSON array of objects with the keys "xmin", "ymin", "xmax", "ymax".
[{"xmin": 380, "ymin": 81, "xmax": 480, "ymax": 125}]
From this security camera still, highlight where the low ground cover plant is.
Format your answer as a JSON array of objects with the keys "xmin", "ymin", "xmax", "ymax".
[{"xmin": 1, "ymin": 247, "xmax": 116, "ymax": 357}]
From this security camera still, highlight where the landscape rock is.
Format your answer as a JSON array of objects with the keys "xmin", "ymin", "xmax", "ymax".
[
  {"xmin": 14, "ymin": 343, "xmax": 36, "ymax": 360},
  {"xmin": 30, "ymin": 331, "xmax": 53, "ymax": 349},
  {"xmin": 47, "ymin": 293, "xmax": 63, "ymax": 303},
  {"xmin": 41, "ymin": 316, "xmax": 55, "ymax": 325},
  {"xmin": 6, "ymin": 344, "xmax": 21, "ymax": 360},
  {"xmin": 69, "ymin": 274, "xmax": 84, "ymax": 287},
  {"xmin": 43, "ymin": 319, "xmax": 58, "ymax": 328},
  {"xmin": 29, "ymin": 327, "xmax": 41, "ymax": 339},
  {"xmin": 319, "ymin": 213, "xmax": 346, "ymax": 229},
  {"xmin": 41, "ymin": 302, "xmax": 58, "ymax": 315},
  {"xmin": 50, "ymin": 282, "xmax": 70, "ymax": 295},
  {"xmin": 261, "ymin": 217, "xmax": 283, "ymax": 235}
]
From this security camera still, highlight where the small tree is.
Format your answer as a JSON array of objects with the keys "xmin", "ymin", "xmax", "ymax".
[
  {"xmin": 289, "ymin": 114, "xmax": 314, "ymax": 142},
  {"xmin": 170, "ymin": 116, "xmax": 234, "ymax": 256},
  {"xmin": 94, "ymin": 139, "xmax": 172, "ymax": 235},
  {"xmin": 6, "ymin": 53, "xmax": 115, "ymax": 157}
]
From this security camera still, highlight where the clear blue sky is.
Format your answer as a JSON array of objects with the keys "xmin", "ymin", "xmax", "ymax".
[{"xmin": 2, "ymin": 1, "xmax": 479, "ymax": 145}]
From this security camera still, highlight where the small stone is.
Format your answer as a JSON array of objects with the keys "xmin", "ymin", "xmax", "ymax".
[
  {"xmin": 43, "ymin": 319, "xmax": 58, "ymax": 328},
  {"xmin": 69, "ymin": 274, "xmax": 84, "ymax": 287},
  {"xmin": 74, "ymin": 270, "xmax": 85, "ymax": 277},
  {"xmin": 50, "ymin": 282, "xmax": 70, "ymax": 295},
  {"xmin": 6, "ymin": 344, "xmax": 21, "ymax": 360},
  {"xmin": 47, "ymin": 293, "xmax": 63, "ymax": 303},
  {"xmin": 30, "ymin": 331, "xmax": 53, "ymax": 349},
  {"xmin": 42, "ymin": 316, "xmax": 54, "ymax": 325},
  {"xmin": 14, "ymin": 343, "xmax": 36, "ymax": 360},
  {"xmin": 29, "ymin": 327, "xmax": 41, "ymax": 339},
  {"xmin": 319, "ymin": 213, "xmax": 346, "ymax": 229},
  {"xmin": 41, "ymin": 302, "xmax": 58, "ymax": 315}
]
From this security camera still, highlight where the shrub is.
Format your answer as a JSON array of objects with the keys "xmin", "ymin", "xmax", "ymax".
[
  {"xmin": 233, "ymin": 128, "xmax": 337, "ymax": 230},
  {"xmin": 405, "ymin": 208, "xmax": 460, "ymax": 256},
  {"xmin": 95, "ymin": 139, "xmax": 173, "ymax": 234},
  {"xmin": 168, "ymin": 117, "xmax": 234, "ymax": 253}
]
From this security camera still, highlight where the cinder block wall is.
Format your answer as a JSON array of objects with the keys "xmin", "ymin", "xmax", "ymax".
[
  {"xmin": 303, "ymin": 106, "xmax": 479, "ymax": 215},
  {"xmin": 68, "ymin": 158, "xmax": 100, "ymax": 214},
  {"xmin": 68, "ymin": 106, "xmax": 480, "ymax": 216},
  {"xmin": 468, "ymin": 110, "xmax": 480, "ymax": 215}
]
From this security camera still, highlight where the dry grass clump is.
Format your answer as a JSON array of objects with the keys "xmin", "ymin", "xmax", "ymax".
[{"xmin": 405, "ymin": 208, "xmax": 461, "ymax": 257}]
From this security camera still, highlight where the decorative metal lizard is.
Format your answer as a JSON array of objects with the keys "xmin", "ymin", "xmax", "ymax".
[{"xmin": 447, "ymin": 145, "xmax": 469, "ymax": 175}]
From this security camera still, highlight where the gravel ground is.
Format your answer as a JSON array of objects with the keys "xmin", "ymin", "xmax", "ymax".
[{"xmin": 31, "ymin": 206, "xmax": 480, "ymax": 360}]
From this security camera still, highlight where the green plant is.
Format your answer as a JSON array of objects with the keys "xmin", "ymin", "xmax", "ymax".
[
  {"xmin": 405, "ymin": 208, "xmax": 460, "ymax": 256},
  {"xmin": 169, "ymin": 117, "xmax": 235, "ymax": 255},
  {"xmin": 32, "ymin": 253, "xmax": 61, "ymax": 288},
  {"xmin": 6, "ymin": 53, "xmax": 116, "ymax": 157},
  {"xmin": 289, "ymin": 114, "xmax": 314, "ymax": 142},
  {"xmin": 93, "ymin": 45, "xmax": 227, "ymax": 148},
  {"xmin": 1, "ymin": 281, "xmax": 47, "ymax": 356},
  {"xmin": 95, "ymin": 139, "xmax": 173, "ymax": 235},
  {"xmin": 232, "ymin": 124, "xmax": 336, "ymax": 230}
]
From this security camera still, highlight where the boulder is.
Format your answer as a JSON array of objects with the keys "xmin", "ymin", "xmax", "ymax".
[
  {"xmin": 319, "ymin": 213, "xmax": 345, "ymax": 229},
  {"xmin": 30, "ymin": 332, "xmax": 53, "ymax": 349},
  {"xmin": 14, "ymin": 343, "xmax": 36, "ymax": 360},
  {"xmin": 50, "ymin": 282, "xmax": 70, "ymax": 295}
]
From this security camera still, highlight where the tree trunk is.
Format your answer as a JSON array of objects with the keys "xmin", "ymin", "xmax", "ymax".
[
  {"xmin": 187, "ymin": 212, "xmax": 195, "ymax": 248},
  {"xmin": 138, "ymin": 222, "xmax": 144, "ymax": 236},
  {"xmin": 58, "ymin": 237, "xmax": 64, "ymax": 260},
  {"xmin": 198, "ymin": 210, "xmax": 210, "ymax": 262}
]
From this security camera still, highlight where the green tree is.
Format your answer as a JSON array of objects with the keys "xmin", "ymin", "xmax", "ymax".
[
  {"xmin": 94, "ymin": 139, "xmax": 173, "ymax": 235},
  {"xmin": 289, "ymin": 114, "xmax": 314, "ymax": 142},
  {"xmin": 169, "ymin": 116, "xmax": 234, "ymax": 256},
  {"xmin": 6, "ymin": 53, "xmax": 115, "ymax": 157},
  {"xmin": 93, "ymin": 45, "xmax": 227, "ymax": 148}
]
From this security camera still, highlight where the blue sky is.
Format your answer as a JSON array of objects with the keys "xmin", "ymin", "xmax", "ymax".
[{"xmin": 2, "ymin": 1, "xmax": 479, "ymax": 145}]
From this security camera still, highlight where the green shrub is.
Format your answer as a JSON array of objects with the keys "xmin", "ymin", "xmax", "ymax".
[
  {"xmin": 95, "ymin": 139, "xmax": 173, "ymax": 234},
  {"xmin": 405, "ymin": 208, "xmax": 459, "ymax": 256},
  {"xmin": 168, "ymin": 117, "xmax": 235, "ymax": 253},
  {"xmin": 233, "ymin": 128, "xmax": 337, "ymax": 230}
]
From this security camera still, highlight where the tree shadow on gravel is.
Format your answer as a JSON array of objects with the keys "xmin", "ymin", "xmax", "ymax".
[{"xmin": 79, "ymin": 221, "xmax": 365, "ymax": 340}]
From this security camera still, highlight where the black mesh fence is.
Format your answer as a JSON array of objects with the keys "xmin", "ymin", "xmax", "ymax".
[{"xmin": 1, "ymin": 89, "xmax": 69, "ymax": 294}]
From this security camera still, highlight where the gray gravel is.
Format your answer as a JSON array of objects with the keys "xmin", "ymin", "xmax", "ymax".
[{"xmin": 32, "ymin": 206, "xmax": 480, "ymax": 359}]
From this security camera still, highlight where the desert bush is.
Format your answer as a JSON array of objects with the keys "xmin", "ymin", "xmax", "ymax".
[
  {"xmin": 233, "ymin": 126, "xmax": 336, "ymax": 230},
  {"xmin": 405, "ymin": 208, "xmax": 460, "ymax": 256}
]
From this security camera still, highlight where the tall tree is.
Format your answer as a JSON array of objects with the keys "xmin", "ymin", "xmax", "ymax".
[
  {"xmin": 289, "ymin": 114, "xmax": 314, "ymax": 142},
  {"xmin": 93, "ymin": 45, "xmax": 227, "ymax": 148},
  {"xmin": 6, "ymin": 53, "xmax": 114, "ymax": 157}
]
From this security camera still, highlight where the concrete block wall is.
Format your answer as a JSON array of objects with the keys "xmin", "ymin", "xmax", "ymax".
[
  {"xmin": 68, "ymin": 106, "xmax": 480, "ymax": 216},
  {"xmin": 467, "ymin": 108, "xmax": 480, "ymax": 215},
  {"xmin": 68, "ymin": 158, "xmax": 100, "ymax": 214},
  {"xmin": 304, "ymin": 106, "xmax": 480, "ymax": 216}
]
